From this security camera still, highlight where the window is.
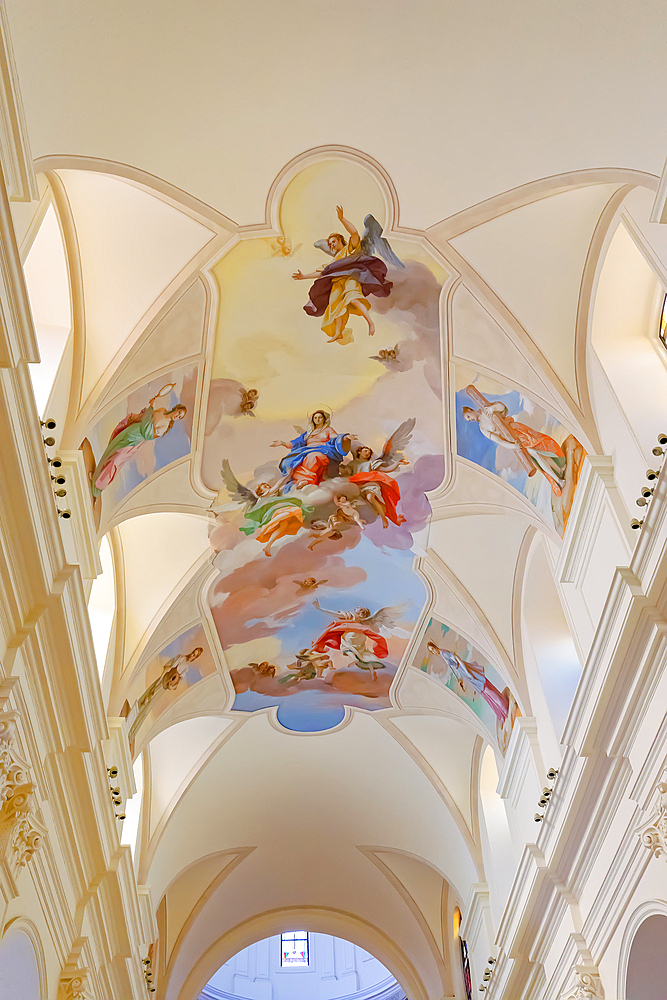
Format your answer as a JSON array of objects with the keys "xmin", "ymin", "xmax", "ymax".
[
  {"xmin": 281, "ymin": 931, "xmax": 309, "ymax": 967},
  {"xmin": 660, "ymin": 293, "xmax": 667, "ymax": 350}
]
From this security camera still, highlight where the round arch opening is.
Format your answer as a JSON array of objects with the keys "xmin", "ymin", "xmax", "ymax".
[{"xmin": 201, "ymin": 932, "xmax": 405, "ymax": 1000}]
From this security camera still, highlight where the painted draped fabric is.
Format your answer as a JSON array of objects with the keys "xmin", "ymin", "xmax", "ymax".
[
  {"xmin": 279, "ymin": 428, "xmax": 350, "ymax": 490},
  {"xmin": 92, "ymin": 406, "xmax": 156, "ymax": 496}
]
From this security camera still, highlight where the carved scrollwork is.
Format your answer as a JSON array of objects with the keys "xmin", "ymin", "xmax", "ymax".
[
  {"xmin": 639, "ymin": 775, "xmax": 667, "ymax": 860},
  {"xmin": 559, "ymin": 969, "xmax": 604, "ymax": 1000},
  {"xmin": 0, "ymin": 712, "xmax": 43, "ymax": 872},
  {"xmin": 58, "ymin": 973, "xmax": 88, "ymax": 1000}
]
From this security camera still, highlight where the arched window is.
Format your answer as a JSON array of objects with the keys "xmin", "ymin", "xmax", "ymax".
[
  {"xmin": 625, "ymin": 914, "xmax": 667, "ymax": 999},
  {"xmin": 281, "ymin": 931, "xmax": 309, "ymax": 967},
  {"xmin": 0, "ymin": 926, "xmax": 42, "ymax": 1000}
]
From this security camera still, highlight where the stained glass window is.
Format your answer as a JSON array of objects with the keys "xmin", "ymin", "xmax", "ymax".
[
  {"xmin": 660, "ymin": 293, "xmax": 667, "ymax": 350},
  {"xmin": 280, "ymin": 931, "xmax": 309, "ymax": 967},
  {"xmin": 459, "ymin": 937, "xmax": 472, "ymax": 1000}
]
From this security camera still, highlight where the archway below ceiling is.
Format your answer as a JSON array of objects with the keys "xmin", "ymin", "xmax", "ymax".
[{"xmin": 201, "ymin": 931, "xmax": 404, "ymax": 1000}]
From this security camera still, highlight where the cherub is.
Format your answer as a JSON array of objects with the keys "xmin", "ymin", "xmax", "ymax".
[
  {"xmin": 293, "ymin": 207, "xmax": 401, "ymax": 345},
  {"xmin": 271, "ymin": 235, "xmax": 301, "ymax": 257},
  {"xmin": 370, "ymin": 344, "xmax": 400, "ymax": 366},
  {"xmin": 249, "ymin": 660, "xmax": 276, "ymax": 677},
  {"xmin": 311, "ymin": 600, "xmax": 411, "ymax": 681},
  {"xmin": 341, "ymin": 418, "xmax": 415, "ymax": 528},
  {"xmin": 279, "ymin": 648, "xmax": 333, "ymax": 685},
  {"xmin": 307, "ymin": 494, "xmax": 366, "ymax": 549},
  {"xmin": 293, "ymin": 577, "xmax": 328, "ymax": 592},
  {"xmin": 239, "ymin": 387, "xmax": 258, "ymax": 415},
  {"xmin": 213, "ymin": 460, "xmax": 313, "ymax": 556}
]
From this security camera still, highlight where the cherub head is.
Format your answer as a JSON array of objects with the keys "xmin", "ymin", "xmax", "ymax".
[
  {"xmin": 186, "ymin": 646, "xmax": 203, "ymax": 663},
  {"xmin": 334, "ymin": 494, "xmax": 351, "ymax": 506},
  {"xmin": 246, "ymin": 389, "xmax": 258, "ymax": 400},
  {"xmin": 462, "ymin": 406, "xmax": 480, "ymax": 422},
  {"xmin": 327, "ymin": 232, "xmax": 347, "ymax": 254},
  {"xmin": 355, "ymin": 445, "xmax": 373, "ymax": 461},
  {"xmin": 426, "ymin": 640, "xmax": 441, "ymax": 657},
  {"xmin": 255, "ymin": 482, "xmax": 274, "ymax": 497},
  {"xmin": 354, "ymin": 607, "xmax": 372, "ymax": 621},
  {"xmin": 303, "ymin": 577, "xmax": 316, "ymax": 588}
]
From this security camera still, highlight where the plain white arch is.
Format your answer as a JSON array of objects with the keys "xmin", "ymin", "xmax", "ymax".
[
  {"xmin": 0, "ymin": 921, "xmax": 43, "ymax": 1000},
  {"xmin": 617, "ymin": 899, "xmax": 667, "ymax": 1000}
]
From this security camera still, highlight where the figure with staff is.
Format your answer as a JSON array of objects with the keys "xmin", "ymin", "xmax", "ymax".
[{"xmin": 462, "ymin": 385, "xmax": 566, "ymax": 496}]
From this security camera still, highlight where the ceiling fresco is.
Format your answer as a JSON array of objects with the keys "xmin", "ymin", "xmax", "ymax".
[
  {"xmin": 78, "ymin": 152, "xmax": 590, "ymax": 742},
  {"xmin": 412, "ymin": 617, "xmax": 521, "ymax": 754},
  {"xmin": 82, "ymin": 362, "xmax": 199, "ymax": 528},
  {"xmin": 202, "ymin": 159, "xmax": 447, "ymax": 732},
  {"xmin": 454, "ymin": 367, "xmax": 586, "ymax": 536}
]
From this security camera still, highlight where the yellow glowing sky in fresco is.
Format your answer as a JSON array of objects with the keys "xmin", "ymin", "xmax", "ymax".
[{"xmin": 211, "ymin": 159, "xmax": 447, "ymax": 421}]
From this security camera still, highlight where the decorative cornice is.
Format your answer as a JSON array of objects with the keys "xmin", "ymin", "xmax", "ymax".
[
  {"xmin": 0, "ymin": 6, "xmax": 38, "ymax": 202},
  {"xmin": 559, "ymin": 967, "xmax": 604, "ymax": 1000},
  {"xmin": 638, "ymin": 770, "xmax": 667, "ymax": 860}
]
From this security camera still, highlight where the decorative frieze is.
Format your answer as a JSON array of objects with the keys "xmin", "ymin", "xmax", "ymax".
[
  {"xmin": 559, "ymin": 968, "xmax": 604, "ymax": 1000},
  {"xmin": 0, "ymin": 713, "xmax": 43, "ymax": 874},
  {"xmin": 639, "ymin": 771, "xmax": 667, "ymax": 860}
]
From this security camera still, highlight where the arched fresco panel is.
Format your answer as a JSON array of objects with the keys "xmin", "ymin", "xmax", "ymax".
[
  {"xmin": 202, "ymin": 157, "xmax": 448, "ymax": 732},
  {"xmin": 413, "ymin": 617, "xmax": 520, "ymax": 754},
  {"xmin": 454, "ymin": 366, "xmax": 586, "ymax": 536},
  {"xmin": 121, "ymin": 622, "xmax": 217, "ymax": 754},
  {"xmin": 82, "ymin": 362, "xmax": 199, "ymax": 525}
]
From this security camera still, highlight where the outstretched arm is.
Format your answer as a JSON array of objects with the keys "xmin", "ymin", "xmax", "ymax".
[
  {"xmin": 336, "ymin": 205, "xmax": 358, "ymax": 238},
  {"xmin": 292, "ymin": 269, "xmax": 320, "ymax": 280},
  {"xmin": 312, "ymin": 598, "xmax": 340, "ymax": 617}
]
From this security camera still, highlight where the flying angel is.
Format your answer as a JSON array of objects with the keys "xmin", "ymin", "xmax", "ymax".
[
  {"xmin": 292, "ymin": 206, "xmax": 400, "ymax": 345},
  {"xmin": 341, "ymin": 417, "xmax": 415, "ymax": 528},
  {"xmin": 311, "ymin": 600, "xmax": 412, "ymax": 681},
  {"xmin": 211, "ymin": 460, "xmax": 312, "ymax": 556}
]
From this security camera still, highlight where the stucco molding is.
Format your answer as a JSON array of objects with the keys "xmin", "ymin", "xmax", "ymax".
[
  {"xmin": 638, "ymin": 769, "xmax": 667, "ymax": 861},
  {"xmin": 0, "ymin": 712, "xmax": 44, "ymax": 887},
  {"xmin": 0, "ymin": 5, "xmax": 37, "ymax": 203},
  {"xmin": 558, "ymin": 967, "xmax": 604, "ymax": 1000}
]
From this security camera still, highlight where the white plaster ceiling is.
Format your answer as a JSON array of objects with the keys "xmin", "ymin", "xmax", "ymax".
[{"xmin": 7, "ymin": 0, "xmax": 667, "ymax": 229}]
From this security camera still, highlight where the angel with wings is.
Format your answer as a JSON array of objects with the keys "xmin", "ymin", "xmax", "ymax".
[
  {"xmin": 311, "ymin": 600, "xmax": 411, "ymax": 682},
  {"xmin": 341, "ymin": 417, "xmax": 415, "ymax": 528},
  {"xmin": 292, "ymin": 206, "xmax": 401, "ymax": 345},
  {"xmin": 370, "ymin": 344, "xmax": 400, "ymax": 367},
  {"xmin": 213, "ymin": 460, "xmax": 314, "ymax": 556}
]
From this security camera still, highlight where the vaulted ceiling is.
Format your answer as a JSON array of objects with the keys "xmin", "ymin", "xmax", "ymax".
[{"xmin": 8, "ymin": 3, "xmax": 667, "ymax": 998}]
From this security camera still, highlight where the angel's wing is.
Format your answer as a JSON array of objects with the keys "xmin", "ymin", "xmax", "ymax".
[
  {"xmin": 316, "ymin": 579, "xmax": 328, "ymax": 587},
  {"xmin": 292, "ymin": 424, "xmax": 305, "ymax": 434},
  {"xmin": 366, "ymin": 601, "xmax": 412, "ymax": 637},
  {"xmin": 220, "ymin": 459, "xmax": 258, "ymax": 510},
  {"xmin": 360, "ymin": 215, "xmax": 405, "ymax": 269},
  {"xmin": 369, "ymin": 354, "xmax": 385, "ymax": 363},
  {"xmin": 314, "ymin": 239, "xmax": 335, "ymax": 257},
  {"xmin": 376, "ymin": 417, "xmax": 416, "ymax": 468}
]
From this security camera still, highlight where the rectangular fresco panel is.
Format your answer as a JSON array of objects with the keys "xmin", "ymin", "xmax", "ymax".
[
  {"xmin": 454, "ymin": 367, "xmax": 586, "ymax": 536},
  {"xmin": 84, "ymin": 362, "xmax": 198, "ymax": 514},
  {"xmin": 414, "ymin": 617, "xmax": 520, "ymax": 754}
]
